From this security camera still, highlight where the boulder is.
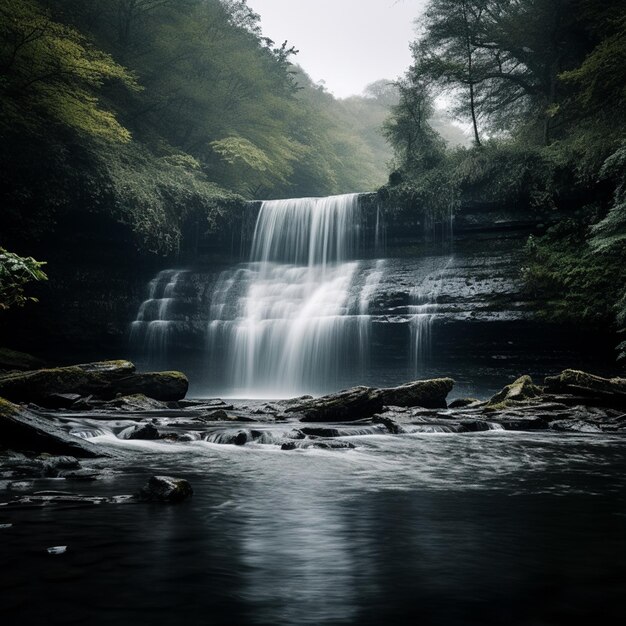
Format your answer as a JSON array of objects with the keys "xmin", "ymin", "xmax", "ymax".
[
  {"xmin": 138, "ymin": 476, "xmax": 193, "ymax": 503},
  {"xmin": 549, "ymin": 420, "xmax": 603, "ymax": 434},
  {"xmin": 0, "ymin": 361, "xmax": 134, "ymax": 403},
  {"xmin": 380, "ymin": 378, "xmax": 455, "ymax": 409},
  {"xmin": 121, "ymin": 423, "xmax": 160, "ymax": 441},
  {"xmin": 0, "ymin": 397, "xmax": 105, "ymax": 458},
  {"xmin": 487, "ymin": 375, "xmax": 542, "ymax": 407},
  {"xmin": 286, "ymin": 387, "xmax": 383, "ymax": 422},
  {"xmin": 114, "ymin": 372, "xmax": 188, "ymax": 402},
  {"xmin": 0, "ymin": 361, "xmax": 188, "ymax": 403},
  {"xmin": 544, "ymin": 370, "xmax": 626, "ymax": 408},
  {"xmin": 449, "ymin": 398, "xmax": 482, "ymax": 409},
  {"xmin": 372, "ymin": 415, "xmax": 405, "ymax": 434},
  {"xmin": 102, "ymin": 394, "xmax": 168, "ymax": 411}
]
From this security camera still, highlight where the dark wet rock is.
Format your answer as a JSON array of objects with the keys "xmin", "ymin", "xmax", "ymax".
[
  {"xmin": 301, "ymin": 427, "xmax": 342, "ymax": 438},
  {"xmin": 281, "ymin": 440, "xmax": 356, "ymax": 451},
  {"xmin": 544, "ymin": 370, "xmax": 626, "ymax": 408},
  {"xmin": 287, "ymin": 386, "xmax": 383, "ymax": 422},
  {"xmin": 205, "ymin": 409, "xmax": 235, "ymax": 421},
  {"xmin": 488, "ymin": 416, "xmax": 548, "ymax": 430},
  {"xmin": 487, "ymin": 375, "xmax": 542, "ymax": 408},
  {"xmin": 285, "ymin": 429, "xmax": 306, "ymax": 440},
  {"xmin": 458, "ymin": 419, "xmax": 492, "ymax": 432},
  {"xmin": 1, "ymin": 491, "xmax": 135, "ymax": 509},
  {"xmin": 0, "ymin": 361, "xmax": 188, "ymax": 403},
  {"xmin": 176, "ymin": 399, "xmax": 232, "ymax": 410},
  {"xmin": 0, "ymin": 347, "xmax": 45, "ymax": 372},
  {"xmin": 60, "ymin": 469, "xmax": 101, "ymax": 481},
  {"xmin": 103, "ymin": 394, "xmax": 169, "ymax": 411},
  {"xmin": 549, "ymin": 420, "xmax": 603, "ymax": 434},
  {"xmin": 233, "ymin": 431, "xmax": 248, "ymax": 446},
  {"xmin": 41, "ymin": 393, "xmax": 82, "ymax": 409},
  {"xmin": 311, "ymin": 441, "xmax": 356, "ymax": 450},
  {"xmin": 0, "ymin": 397, "xmax": 105, "ymax": 458},
  {"xmin": 381, "ymin": 378, "xmax": 455, "ymax": 409},
  {"xmin": 122, "ymin": 423, "xmax": 160, "ymax": 441},
  {"xmin": 449, "ymin": 398, "xmax": 482, "ymax": 409},
  {"xmin": 41, "ymin": 456, "xmax": 80, "ymax": 476},
  {"xmin": 373, "ymin": 415, "xmax": 405, "ymax": 434},
  {"xmin": 115, "ymin": 371, "xmax": 189, "ymax": 402},
  {"xmin": 138, "ymin": 476, "xmax": 193, "ymax": 503}
]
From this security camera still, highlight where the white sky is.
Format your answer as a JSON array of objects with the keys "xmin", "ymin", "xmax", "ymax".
[{"xmin": 247, "ymin": 0, "xmax": 428, "ymax": 98}]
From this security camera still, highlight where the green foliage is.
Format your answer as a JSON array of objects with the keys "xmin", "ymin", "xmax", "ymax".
[
  {"xmin": 385, "ymin": 0, "xmax": 626, "ymax": 357},
  {"xmin": 0, "ymin": 0, "xmax": 137, "ymax": 141},
  {"xmin": 0, "ymin": 247, "xmax": 47, "ymax": 310},
  {"xmin": 522, "ymin": 218, "xmax": 626, "ymax": 326}
]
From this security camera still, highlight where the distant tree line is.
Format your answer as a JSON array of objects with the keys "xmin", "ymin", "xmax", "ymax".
[{"xmin": 0, "ymin": 0, "xmax": 394, "ymax": 259}]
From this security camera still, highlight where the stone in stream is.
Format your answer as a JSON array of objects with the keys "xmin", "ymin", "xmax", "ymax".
[
  {"xmin": 102, "ymin": 394, "xmax": 169, "ymax": 411},
  {"xmin": 281, "ymin": 440, "xmax": 356, "ymax": 451},
  {"xmin": 122, "ymin": 423, "xmax": 160, "ymax": 441},
  {"xmin": 0, "ymin": 360, "xmax": 188, "ymax": 404},
  {"xmin": 372, "ymin": 415, "xmax": 405, "ymax": 434},
  {"xmin": 486, "ymin": 375, "xmax": 542, "ymax": 408},
  {"xmin": 138, "ymin": 476, "xmax": 193, "ymax": 503},
  {"xmin": 0, "ymin": 397, "xmax": 106, "ymax": 458},
  {"xmin": 286, "ymin": 386, "xmax": 384, "ymax": 422},
  {"xmin": 544, "ymin": 370, "xmax": 626, "ymax": 408},
  {"xmin": 449, "ymin": 398, "xmax": 482, "ymax": 409},
  {"xmin": 380, "ymin": 378, "xmax": 455, "ymax": 409}
]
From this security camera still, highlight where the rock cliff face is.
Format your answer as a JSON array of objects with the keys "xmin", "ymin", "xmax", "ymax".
[{"xmin": 0, "ymin": 196, "xmax": 616, "ymax": 393}]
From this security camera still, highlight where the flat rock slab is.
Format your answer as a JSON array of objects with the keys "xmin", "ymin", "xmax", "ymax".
[
  {"xmin": 0, "ymin": 398, "xmax": 106, "ymax": 458},
  {"xmin": 0, "ymin": 361, "xmax": 188, "ymax": 404},
  {"xmin": 381, "ymin": 378, "xmax": 455, "ymax": 408},
  {"xmin": 286, "ymin": 387, "xmax": 384, "ymax": 422}
]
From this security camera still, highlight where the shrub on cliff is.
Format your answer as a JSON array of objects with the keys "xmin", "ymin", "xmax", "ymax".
[{"xmin": 0, "ymin": 247, "xmax": 47, "ymax": 311}]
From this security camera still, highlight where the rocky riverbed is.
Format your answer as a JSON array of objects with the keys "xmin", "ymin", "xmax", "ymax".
[{"xmin": 1, "ymin": 357, "xmax": 625, "ymax": 510}]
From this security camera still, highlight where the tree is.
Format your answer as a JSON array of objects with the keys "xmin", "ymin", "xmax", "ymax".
[
  {"xmin": 383, "ymin": 76, "xmax": 445, "ymax": 173},
  {"xmin": 0, "ymin": 0, "xmax": 138, "ymax": 141}
]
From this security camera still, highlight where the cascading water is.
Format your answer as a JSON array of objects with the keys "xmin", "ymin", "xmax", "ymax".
[
  {"xmin": 130, "ymin": 270, "xmax": 187, "ymax": 366},
  {"xmin": 409, "ymin": 258, "xmax": 453, "ymax": 375},
  {"xmin": 129, "ymin": 194, "xmax": 457, "ymax": 397},
  {"xmin": 208, "ymin": 194, "xmax": 381, "ymax": 397}
]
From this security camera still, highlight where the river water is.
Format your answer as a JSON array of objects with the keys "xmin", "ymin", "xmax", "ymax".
[{"xmin": 2, "ymin": 429, "xmax": 626, "ymax": 625}]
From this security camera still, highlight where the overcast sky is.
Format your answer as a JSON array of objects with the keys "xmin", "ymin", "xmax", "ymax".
[{"xmin": 247, "ymin": 0, "xmax": 428, "ymax": 98}]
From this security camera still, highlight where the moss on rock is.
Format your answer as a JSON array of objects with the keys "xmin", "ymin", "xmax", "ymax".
[{"xmin": 487, "ymin": 375, "xmax": 542, "ymax": 408}]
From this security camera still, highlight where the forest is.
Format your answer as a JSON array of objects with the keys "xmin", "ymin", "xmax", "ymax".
[
  {"xmin": 382, "ymin": 0, "xmax": 626, "ymax": 359},
  {"xmin": 1, "ymin": 0, "xmax": 625, "ymax": 360},
  {"xmin": 2, "ymin": 3, "xmax": 626, "ymax": 624}
]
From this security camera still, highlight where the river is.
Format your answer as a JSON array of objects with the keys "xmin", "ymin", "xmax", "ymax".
[{"xmin": 2, "ymin": 427, "xmax": 626, "ymax": 625}]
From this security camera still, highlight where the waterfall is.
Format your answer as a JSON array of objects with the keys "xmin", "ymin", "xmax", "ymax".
[
  {"xmin": 130, "ymin": 270, "xmax": 186, "ymax": 365},
  {"xmin": 409, "ymin": 258, "xmax": 453, "ymax": 375},
  {"xmin": 207, "ymin": 193, "xmax": 382, "ymax": 397},
  {"xmin": 129, "ymin": 193, "xmax": 458, "ymax": 397}
]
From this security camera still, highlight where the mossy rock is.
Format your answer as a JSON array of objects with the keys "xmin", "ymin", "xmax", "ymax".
[
  {"xmin": 287, "ymin": 386, "xmax": 384, "ymax": 422},
  {"xmin": 381, "ymin": 378, "xmax": 455, "ymax": 409},
  {"xmin": 545, "ymin": 370, "xmax": 626, "ymax": 395},
  {"xmin": 0, "ymin": 397, "xmax": 104, "ymax": 457},
  {"xmin": 487, "ymin": 375, "xmax": 542, "ymax": 408},
  {"xmin": 0, "ymin": 361, "xmax": 188, "ymax": 403},
  {"xmin": 544, "ymin": 370, "xmax": 626, "ymax": 408},
  {"xmin": 0, "ymin": 361, "xmax": 135, "ymax": 403}
]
